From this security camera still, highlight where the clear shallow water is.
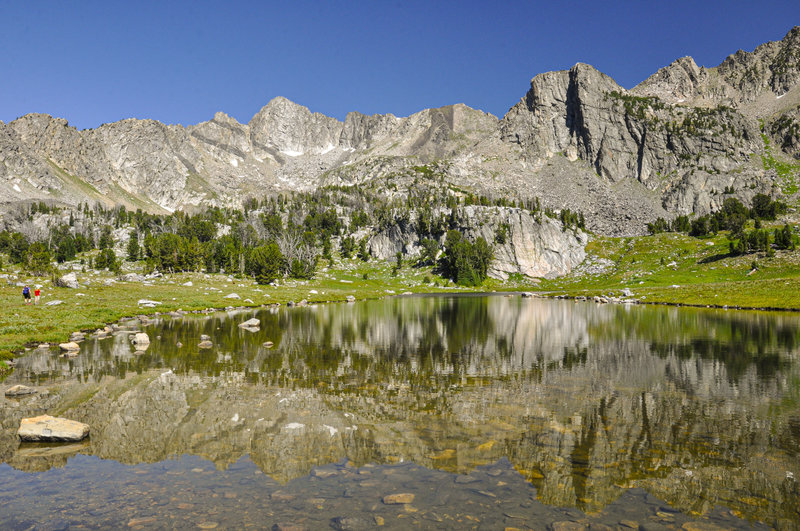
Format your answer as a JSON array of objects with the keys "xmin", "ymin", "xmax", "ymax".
[{"xmin": 1, "ymin": 295, "xmax": 798, "ymax": 529}]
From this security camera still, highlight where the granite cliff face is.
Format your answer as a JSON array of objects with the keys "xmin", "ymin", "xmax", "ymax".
[
  {"xmin": 365, "ymin": 205, "xmax": 587, "ymax": 280},
  {"xmin": 2, "ymin": 27, "xmax": 799, "ymax": 235}
]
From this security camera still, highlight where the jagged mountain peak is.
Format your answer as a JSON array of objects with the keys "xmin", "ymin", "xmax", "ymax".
[
  {"xmin": 211, "ymin": 111, "xmax": 240, "ymax": 125},
  {"xmin": 2, "ymin": 27, "xmax": 799, "ymax": 237},
  {"xmin": 631, "ymin": 56, "xmax": 704, "ymax": 104}
]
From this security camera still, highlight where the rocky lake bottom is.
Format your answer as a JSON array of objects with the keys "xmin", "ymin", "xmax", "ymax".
[{"xmin": 1, "ymin": 295, "xmax": 798, "ymax": 529}]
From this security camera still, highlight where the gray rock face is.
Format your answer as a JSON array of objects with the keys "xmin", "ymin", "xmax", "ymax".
[
  {"xmin": 767, "ymin": 104, "xmax": 800, "ymax": 158},
  {"xmin": 366, "ymin": 205, "xmax": 586, "ymax": 279},
  {"xmin": 18, "ymin": 415, "xmax": 90, "ymax": 442},
  {"xmin": 1, "ymin": 27, "xmax": 799, "ymax": 236},
  {"xmin": 480, "ymin": 209, "xmax": 587, "ymax": 280},
  {"xmin": 501, "ymin": 63, "xmax": 760, "ymax": 188}
]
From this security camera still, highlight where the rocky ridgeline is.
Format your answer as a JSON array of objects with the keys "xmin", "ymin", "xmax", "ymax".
[
  {"xmin": 634, "ymin": 26, "xmax": 800, "ymax": 106},
  {"xmin": 1, "ymin": 27, "xmax": 799, "ymax": 236}
]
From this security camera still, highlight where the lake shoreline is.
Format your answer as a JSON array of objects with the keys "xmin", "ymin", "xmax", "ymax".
[{"xmin": 5, "ymin": 276, "xmax": 800, "ymax": 375}]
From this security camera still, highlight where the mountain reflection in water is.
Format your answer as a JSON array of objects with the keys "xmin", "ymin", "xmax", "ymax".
[{"xmin": 1, "ymin": 295, "xmax": 798, "ymax": 527}]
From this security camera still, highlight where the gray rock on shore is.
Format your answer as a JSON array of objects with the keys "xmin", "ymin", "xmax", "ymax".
[
  {"xmin": 55, "ymin": 272, "xmax": 79, "ymax": 289},
  {"xmin": 59, "ymin": 341, "xmax": 81, "ymax": 352},
  {"xmin": 131, "ymin": 332, "xmax": 150, "ymax": 348}
]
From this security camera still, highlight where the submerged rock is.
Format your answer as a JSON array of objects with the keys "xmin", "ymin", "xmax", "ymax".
[
  {"xmin": 198, "ymin": 340, "xmax": 214, "ymax": 349},
  {"xmin": 18, "ymin": 415, "xmax": 90, "ymax": 442},
  {"xmin": 239, "ymin": 318, "xmax": 261, "ymax": 328},
  {"xmin": 382, "ymin": 493, "xmax": 415, "ymax": 504},
  {"xmin": 5, "ymin": 385, "xmax": 37, "ymax": 397}
]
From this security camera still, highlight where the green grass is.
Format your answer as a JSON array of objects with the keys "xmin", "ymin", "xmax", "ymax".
[
  {"xmin": 760, "ymin": 129, "xmax": 800, "ymax": 198},
  {"xmin": 540, "ymin": 227, "xmax": 800, "ymax": 309}
]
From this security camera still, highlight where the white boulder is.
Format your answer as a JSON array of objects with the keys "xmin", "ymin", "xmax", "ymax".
[{"xmin": 18, "ymin": 415, "xmax": 90, "ymax": 442}]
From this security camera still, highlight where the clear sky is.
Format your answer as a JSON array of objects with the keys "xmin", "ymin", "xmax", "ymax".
[{"xmin": 1, "ymin": 1, "xmax": 798, "ymax": 130}]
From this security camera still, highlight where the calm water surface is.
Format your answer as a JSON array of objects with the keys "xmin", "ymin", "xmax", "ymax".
[{"xmin": 1, "ymin": 295, "xmax": 798, "ymax": 529}]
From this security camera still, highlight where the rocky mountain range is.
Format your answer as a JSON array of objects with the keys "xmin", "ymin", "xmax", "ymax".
[{"xmin": 2, "ymin": 27, "xmax": 800, "ymax": 235}]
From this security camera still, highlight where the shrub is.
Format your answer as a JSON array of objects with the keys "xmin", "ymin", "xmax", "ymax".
[{"xmin": 248, "ymin": 243, "xmax": 284, "ymax": 284}]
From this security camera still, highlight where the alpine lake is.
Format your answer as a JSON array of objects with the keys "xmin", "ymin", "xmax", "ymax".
[{"xmin": 1, "ymin": 294, "xmax": 798, "ymax": 530}]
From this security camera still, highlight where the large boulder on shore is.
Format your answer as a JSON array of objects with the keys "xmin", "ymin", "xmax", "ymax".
[
  {"xmin": 59, "ymin": 341, "xmax": 81, "ymax": 352},
  {"xmin": 131, "ymin": 333, "xmax": 150, "ymax": 348},
  {"xmin": 55, "ymin": 272, "xmax": 79, "ymax": 289},
  {"xmin": 18, "ymin": 415, "xmax": 90, "ymax": 442}
]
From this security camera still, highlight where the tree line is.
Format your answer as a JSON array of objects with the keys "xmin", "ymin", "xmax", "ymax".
[
  {"xmin": 0, "ymin": 183, "xmax": 558, "ymax": 286},
  {"xmin": 646, "ymin": 194, "xmax": 796, "ymax": 255}
]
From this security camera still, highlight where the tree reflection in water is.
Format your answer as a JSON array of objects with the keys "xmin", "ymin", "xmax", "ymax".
[{"xmin": 2, "ymin": 296, "xmax": 799, "ymax": 527}]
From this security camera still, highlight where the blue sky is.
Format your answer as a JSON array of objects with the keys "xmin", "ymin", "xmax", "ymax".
[{"xmin": 1, "ymin": 1, "xmax": 798, "ymax": 130}]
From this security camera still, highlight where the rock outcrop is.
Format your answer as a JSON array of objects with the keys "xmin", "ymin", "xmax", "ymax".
[
  {"xmin": 501, "ymin": 62, "xmax": 760, "ymax": 189},
  {"xmin": 55, "ymin": 272, "xmax": 79, "ymax": 289},
  {"xmin": 364, "ymin": 205, "xmax": 586, "ymax": 279}
]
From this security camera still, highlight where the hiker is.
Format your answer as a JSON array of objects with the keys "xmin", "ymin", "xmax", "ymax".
[
  {"xmin": 22, "ymin": 285, "xmax": 31, "ymax": 305},
  {"xmin": 34, "ymin": 286, "xmax": 41, "ymax": 305}
]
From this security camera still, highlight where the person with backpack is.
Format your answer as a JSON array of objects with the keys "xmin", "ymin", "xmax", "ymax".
[{"xmin": 22, "ymin": 285, "xmax": 31, "ymax": 305}]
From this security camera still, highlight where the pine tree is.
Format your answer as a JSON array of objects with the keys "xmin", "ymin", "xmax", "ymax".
[{"xmin": 127, "ymin": 231, "xmax": 141, "ymax": 261}]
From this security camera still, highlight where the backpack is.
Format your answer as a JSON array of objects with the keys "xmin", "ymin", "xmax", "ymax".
[{"xmin": 23, "ymin": 287, "xmax": 30, "ymax": 296}]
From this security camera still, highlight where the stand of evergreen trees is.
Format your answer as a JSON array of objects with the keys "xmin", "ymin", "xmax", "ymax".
[
  {"xmin": 1, "ymin": 184, "xmax": 562, "ymax": 286},
  {"xmin": 646, "ymin": 194, "xmax": 796, "ymax": 256}
]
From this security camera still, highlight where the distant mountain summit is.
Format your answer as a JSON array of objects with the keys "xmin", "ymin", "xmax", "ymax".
[{"xmin": 2, "ymin": 27, "xmax": 799, "ymax": 235}]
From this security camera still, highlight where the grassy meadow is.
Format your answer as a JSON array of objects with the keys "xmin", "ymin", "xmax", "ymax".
[{"xmin": 540, "ymin": 225, "xmax": 800, "ymax": 308}]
